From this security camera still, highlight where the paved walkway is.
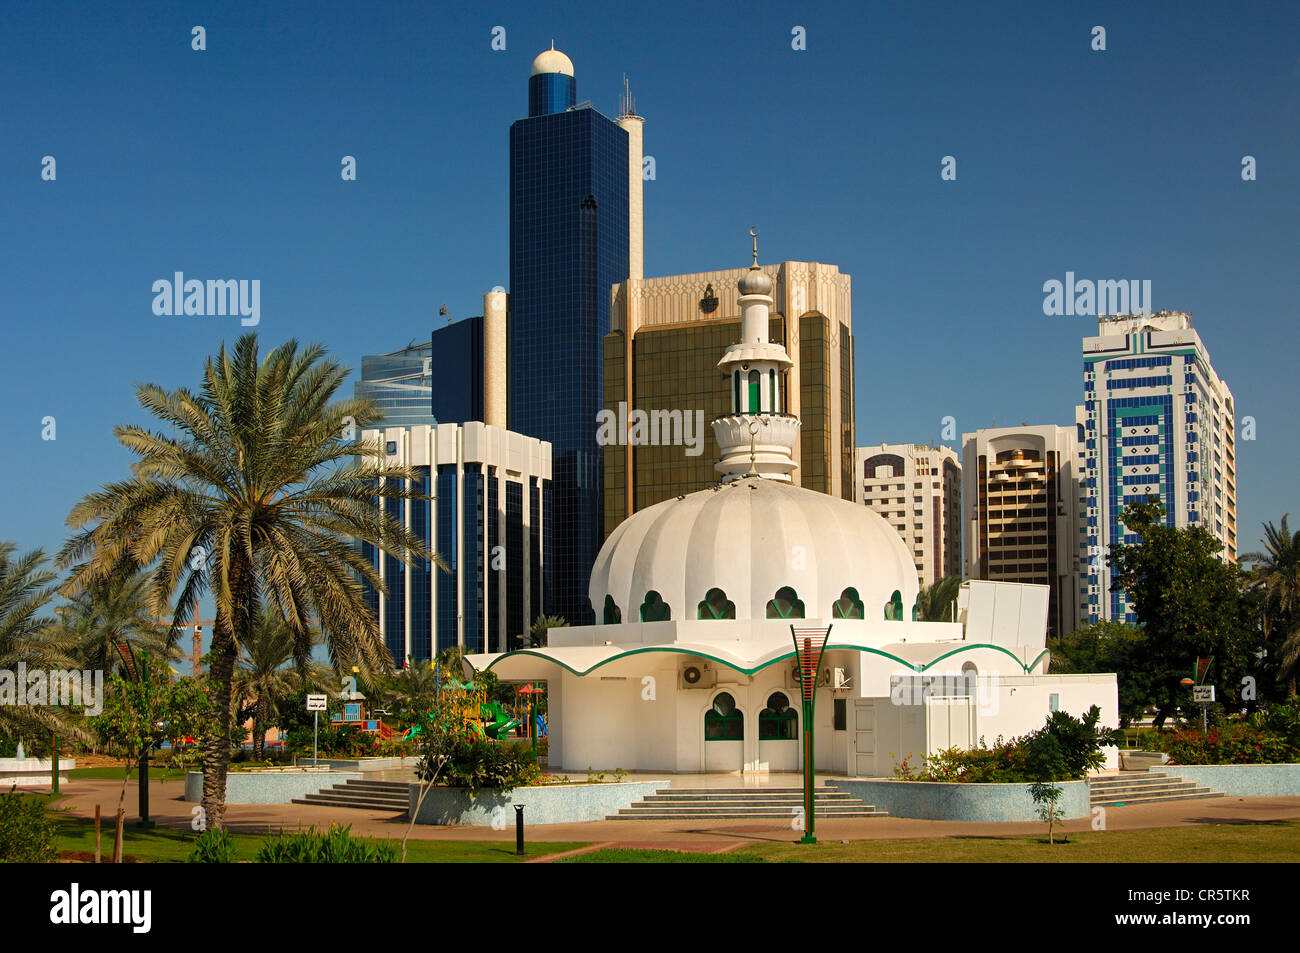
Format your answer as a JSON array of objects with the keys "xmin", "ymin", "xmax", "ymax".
[{"xmin": 40, "ymin": 776, "xmax": 1300, "ymax": 855}]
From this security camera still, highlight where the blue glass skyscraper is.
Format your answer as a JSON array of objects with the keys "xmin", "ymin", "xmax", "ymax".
[{"xmin": 509, "ymin": 47, "xmax": 630, "ymax": 626}]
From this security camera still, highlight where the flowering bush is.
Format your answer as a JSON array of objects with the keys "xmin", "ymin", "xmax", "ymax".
[
  {"xmin": 1149, "ymin": 725, "xmax": 1297, "ymax": 765},
  {"xmin": 1145, "ymin": 700, "xmax": 1300, "ymax": 764}
]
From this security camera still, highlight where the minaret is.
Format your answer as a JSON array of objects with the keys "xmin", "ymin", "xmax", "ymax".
[
  {"xmin": 616, "ymin": 76, "xmax": 645, "ymax": 280},
  {"xmin": 713, "ymin": 229, "xmax": 800, "ymax": 482}
]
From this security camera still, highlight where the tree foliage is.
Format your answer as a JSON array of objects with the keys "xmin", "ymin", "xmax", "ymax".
[{"xmin": 1107, "ymin": 501, "xmax": 1262, "ymax": 724}]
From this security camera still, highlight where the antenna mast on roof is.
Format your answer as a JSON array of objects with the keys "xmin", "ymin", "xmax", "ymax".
[{"xmin": 619, "ymin": 73, "xmax": 637, "ymax": 118}]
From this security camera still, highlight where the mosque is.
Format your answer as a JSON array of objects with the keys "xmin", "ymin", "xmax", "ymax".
[{"xmin": 466, "ymin": 239, "xmax": 1119, "ymax": 777}]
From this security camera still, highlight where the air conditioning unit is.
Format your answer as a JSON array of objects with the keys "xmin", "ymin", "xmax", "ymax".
[
  {"xmin": 832, "ymin": 667, "xmax": 851, "ymax": 690},
  {"xmin": 785, "ymin": 663, "xmax": 805, "ymax": 689},
  {"xmin": 679, "ymin": 662, "xmax": 716, "ymax": 690}
]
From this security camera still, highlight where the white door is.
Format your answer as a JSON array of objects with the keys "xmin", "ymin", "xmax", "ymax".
[
  {"xmin": 852, "ymin": 700, "xmax": 875, "ymax": 776},
  {"xmin": 926, "ymin": 696, "xmax": 975, "ymax": 753}
]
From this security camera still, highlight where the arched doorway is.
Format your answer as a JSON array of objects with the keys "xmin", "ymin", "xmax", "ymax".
[
  {"xmin": 758, "ymin": 691, "xmax": 799, "ymax": 771},
  {"xmin": 704, "ymin": 691, "xmax": 744, "ymax": 773}
]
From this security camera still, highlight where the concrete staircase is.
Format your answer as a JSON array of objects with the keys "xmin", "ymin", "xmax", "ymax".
[
  {"xmin": 607, "ymin": 785, "xmax": 887, "ymax": 820},
  {"xmin": 1090, "ymin": 771, "xmax": 1224, "ymax": 807},
  {"xmin": 291, "ymin": 779, "xmax": 409, "ymax": 812}
]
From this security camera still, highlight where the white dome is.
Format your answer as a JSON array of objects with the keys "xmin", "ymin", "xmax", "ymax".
[
  {"xmin": 531, "ymin": 48, "xmax": 574, "ymax": 76},
  {"xmin": 589, "ymin": 476, "xmax": 921, "ymax": 623}
]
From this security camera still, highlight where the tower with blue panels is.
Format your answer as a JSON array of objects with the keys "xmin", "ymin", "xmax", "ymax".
[
  {"xmin": 509, "ymin": 47, "xmax": 630, "ymax": 626},
  {"xmin": 1078, "ymin": 311, "xmax": 1237, "ymax": 625}
]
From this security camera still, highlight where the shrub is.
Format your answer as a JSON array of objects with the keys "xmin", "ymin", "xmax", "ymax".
[
  {"xmin": 911, "ymin": 706, "xmax": 1120, "ymax": 783},
  {"xmin": 1143, "ymin": 700, "xmax": 1300, "ymax": 765},
  {"xmin": 256, "ymin": 824, "xmax": 397, "ymax": 863},
  {"xmin": 187, "ymin": 828, "xmax": 237, "ymax": 863},
  {"xmin": 435, "ymin": 739, "xmax": 540, "ymax": 794},
  {"xmin": 0, "ymin": 790, "xmax": 57, "ymax": 863}
]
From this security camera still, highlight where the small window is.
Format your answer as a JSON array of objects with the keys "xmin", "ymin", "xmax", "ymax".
[
  {"xmin": 759, "ymin": 692, "xmax": 798, "ymax": 740},
  {"xmin": 603, "ymin": 594, "xmax": 622, "ymax": 625},
  {"xmin": 832, "ymin": 587, "xmax": 864, "ymax": 619},
  {"xmin": 833, "ymin": 698, "xmax": 847, "ymax": 731},
  {"xmin": 766, "ymin": 586, "xmax": 805, "ymax": 619},
  {"xmin": 639, "ymin": 590, "xmax": 671, "ymax": 622},
  {"xmin": 705, "ymin": 692, "xmax": 744, "ymax": 740},
  {"xmin": 698, "ymin": 587, "xmax": 736, "ymax": 620},
  {"xmin": 884, "ymin": 590, "xmax": 904, "ymax": 621}
]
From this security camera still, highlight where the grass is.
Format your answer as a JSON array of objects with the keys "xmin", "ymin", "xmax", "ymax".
[
  {"xmin": 551, "ymin": 820, "xmax": 1300, "ymax": 863},
  {"xmin": 36, "ymin": 797, "xmax": 582, "ymax": 863},
  {"xmin": 558, "ymin": 848, "xmax": 762, "ymax": 863}
]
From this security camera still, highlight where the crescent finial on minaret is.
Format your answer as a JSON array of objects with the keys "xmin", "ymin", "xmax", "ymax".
[{"xmin": 750, "ymin": 226, "xmax": 759, "ymax": 266}]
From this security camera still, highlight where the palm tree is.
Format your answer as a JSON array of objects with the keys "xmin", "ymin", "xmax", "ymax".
[
  {"xmin": 1242, "ymin": 515, "xmax": 1300, "ymax": 696},
  {"xmin": 56, "ymin": 567, "xmax": 180, "ymax": 677},
  {"xmin": 58, "ymin": 334, "xmax": 445, "ymax": 830},
  {"xmin": 914, "ymin": 575, "xmax": 963, "ymax": 622},
  {"xmin": 0, "ymin": 543, "xmax": 80, "ymax": 745},
  {"xmin": 233, "ymin": 607, "xmax": 330, "ymax": 760}
]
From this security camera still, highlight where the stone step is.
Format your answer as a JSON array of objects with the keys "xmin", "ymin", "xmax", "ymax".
[
  {"xmin": 1090, "ymin": 790, "xmax": 1225, "ymax": 807},
  {"xmin": 608, "ymin": 809, "xmax": 888, "ymax": 820},
  {"xmin": 1089, "ymin": 782, "xmax": 1206, "ymax": 799},
  {"xmin": 337, "ymin": 780, "xmax": 411, "ymax": 793},
  {"xmin": 292, "ymin": 792, "xmax": 408, "ymax": 811},
  {"xmin": 641, "ymin": 793, "xmax": 860, "ymax": 803},
  {"xmin": 1089, "ymin": 774, "xmax": 1173, "ymax": 789}
]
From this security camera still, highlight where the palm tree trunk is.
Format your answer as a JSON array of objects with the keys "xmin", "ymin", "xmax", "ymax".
[{"xmin": 201, "ymin": 632, "xmax": 238, "ymax": 831}]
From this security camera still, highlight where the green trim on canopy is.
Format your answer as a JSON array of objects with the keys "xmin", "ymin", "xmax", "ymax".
[{"xmin": 475, "ymin": 642, "xmax": 1051, "ymax": 679}]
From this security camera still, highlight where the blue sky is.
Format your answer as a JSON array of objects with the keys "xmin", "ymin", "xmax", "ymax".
[{"xmin": 2, "ymin": 0, "xmax": 1297, "ymax": 598}]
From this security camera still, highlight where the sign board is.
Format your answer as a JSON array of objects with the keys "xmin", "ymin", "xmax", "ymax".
[
  {"xmin": 306, "ymin": 694, "xmax": 328, "ymax": 712},
  {"xmin": 1193, "ymin": 685, "xmax": 1215, "ymax": 703}
]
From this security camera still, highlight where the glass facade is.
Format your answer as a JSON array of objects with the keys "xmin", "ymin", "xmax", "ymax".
[
  {"xmin": 355, "ymin": 344, "xmax": 439, "ymax": 428},
  {"xmin": 365, "ymin": 458, "xmax": 548, "ymax": 665},
  {"xmin": 428, "ymin": 316, "xmax": 485, "ymax": 425},
  {"xmin": 509, "ymin": 100, "xmax": 630, "ymax": 625}
]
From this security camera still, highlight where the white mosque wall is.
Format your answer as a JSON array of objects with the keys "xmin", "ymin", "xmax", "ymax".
[{"xmin": 862, "ymin": 672, "xmax": 1120, "ymax": 777}]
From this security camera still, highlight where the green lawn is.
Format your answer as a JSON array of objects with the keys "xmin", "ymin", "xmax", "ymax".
[
  {"xmin": 558, "ymin": 848, "xmax": 761, "ymax": 863},
  {"xmin": 37, "ymin": 796, "xmax": 582, "ymax": 863},
  {"xmin": 557, "ymin": 820, "xmax": 1300, "ymax": 863}
]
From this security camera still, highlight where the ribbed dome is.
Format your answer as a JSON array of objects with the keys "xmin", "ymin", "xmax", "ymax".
[
  {"xmin": 738, "ymin": 266, "xmax": 773, "ymax": 296},
  {"xmin": 589, "ymin": 477, "xmax": 920, "ymax": 623},
  {"xmin": 531, "ymin": 48, "xmax": 575, "ymax": 76}
]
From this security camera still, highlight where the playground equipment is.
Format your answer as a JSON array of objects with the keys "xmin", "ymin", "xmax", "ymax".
[{"xmin": 481, "ymin": 701, "xmax": 521, "ymax": 740}]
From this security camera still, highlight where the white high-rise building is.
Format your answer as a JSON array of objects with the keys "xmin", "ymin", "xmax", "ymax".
[
  {"xmin": 1078, "ymin": 310, "xmax": 1237, "ymax": 624},
  {"xmin": 962, "ymin": 425, "xmax": 1082, "ymax": 638},
  {"xmin": 856, "ymin": 444, "xmax": 962, "ymax": 586}
]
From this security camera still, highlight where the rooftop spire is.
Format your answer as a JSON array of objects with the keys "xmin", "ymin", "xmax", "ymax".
[{"xmin": 712, "ymin": 227, "xmax": 799, "ymax": 483}]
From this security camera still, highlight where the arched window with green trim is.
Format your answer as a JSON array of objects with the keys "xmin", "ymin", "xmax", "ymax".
[
  {"xmin": 748, "ymin": 369, "xmax": 761, "ymax": 412},
  {"xmin": 639, "ymin": 590, "xmax": 671, "ymax": 622},
  {"xmin": 884, "ymin": 589, "xmax": 904, "ymax": 621},
  {"xmin": 704, "ymin": 692, "xmax": 744, "ymax": 740},
  {"xmin": 759, "ymin": 692, "xmax": 798, "ymax": 740},
  {"xmin": 766, "ymin": 586, "xmax": 805, "ymax": 619},
  {"xmin": 833, "ymin": 587, "xmax": 864, "ymax": 619},
  {"xmin": 697, "ymin": 587, "xmax": 736, "ymax": 619},
  {"xmin": 603, "ymin": 594, "xmax": 622, "ymax": 625}
]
